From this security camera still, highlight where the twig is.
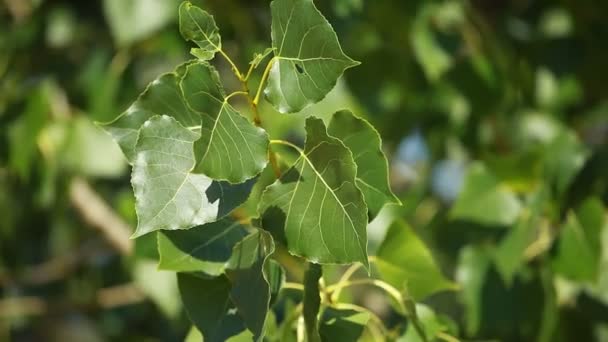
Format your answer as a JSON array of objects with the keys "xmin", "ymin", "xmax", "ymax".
[
  {"xmin": 0, "ymin": 283, "xmax": 146, "ymax": 318},
  {"xmin": 69, "ymin": 177, "xmax": 133, "ymax": 255}
]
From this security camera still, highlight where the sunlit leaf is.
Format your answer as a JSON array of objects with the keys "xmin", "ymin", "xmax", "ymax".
[
  {"xmin": 103, "ymin": 0, "xmax": 177, "ymax": 46},
  {"xmin": 450, "ymin": 162, "xmax": 522, "ymax": 226},
  {"xmin": 265, "ymin": 0, "xmax": 360, "ymax": 113},
  {"xmin": 553, "ymin": 197, "xmax": 605, "ymax": 282},
  {"xmin": 328, "ymin": 110, "xmax": 400, "ymax": 218},
  {"xmin": 456, "ymin": 245, "xmax": 491, "ymax": 336},
  {"xmin": 375, "ymin": 220, "xmax": 457, "ymax": 300},
  {"xmin": 131, "ymin": 115, "xmax": 253, "ymax": 237},
  {"xmin": 259, "ymin": 117, "xmax": 368, "ymax": 267},
  {"xmin": 101, "ymin": 64, "xmax": 199, "ymax": 163},
  {"xmin": 181, "ymin": 62, "xmax": 269, "ymax": 183}
]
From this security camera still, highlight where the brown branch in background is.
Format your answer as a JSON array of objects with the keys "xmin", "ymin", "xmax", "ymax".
[
  {"xmin": 16, "ymin": 240, "xmax": 109, "ymax": 286},
  {"xmin": 0, "ymin": 283, "xmax": 146, "ymax": 319},
  {"xmin": 3, "ymin": 0, "xmax": 32, "ymax": 22},
  {"xmin": 96, "ymin": 283, "xmax": 145, "ymax": 309},
  {"xmin": 69, "ymin": 177, "xmax": 133, "ymax": 255},
  {"xmin": 0, "ymin": 297, "xmax": 47, "ymax": 318}
]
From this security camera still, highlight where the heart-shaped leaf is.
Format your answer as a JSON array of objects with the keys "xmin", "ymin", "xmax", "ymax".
[
  {"xmin": 259, "ymin": 117, "xmax": 368, "ymax": 267},
  {"xmin": 328, "ymin": 110, "xmax": 400, "ymax": 218},
  {"xmin": 265, "ymin": 0, "xmax": 359, "ymax": 113},
  {"xmin": 181, "ymin": 62, "xmax": 269, "ymax": 183},
  {"xmin": 131, "ymin": 115, "xmax": 253, "ymax": 237}
]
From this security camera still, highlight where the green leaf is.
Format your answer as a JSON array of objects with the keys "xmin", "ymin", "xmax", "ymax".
[
  {"xmin": 375, "ymin": 220, "xmax": 456, "ymax": 301},
  {"xmin": 101, "ymin": 65, "xmax": 199, "ymax": 163},
  {"xmin": 494, "ymin": 189, "xmax": 547, "ymax": 286},
  {"xmin": 265, "ymin": 0, "xmax": 360, "ymax": 113},
  {"xmin": 399, "ymin": 304, "xmax": 452, "ymax": 342},
  {"xmin": 259, "ymin": 117, "xmax": 369, "ymax": 267},
  {"xmin": 553, "ymin": 198, "xmax": 605, "ymax": 282},
  {"xmin": 131, "ymin": 115, "xmax": 253, "ymax": 237},
  {"xmin": 103, "ymin": 0, "xmax": 177, "ymax": 46},
  {"xmin": 456, "ymin": 245, "xmax": 491, "ymax": 336},
  {"xmin": 450, "ymin": 162, "xmax": 522, "ymax": 226},
  {"xmin": 250, "ymin": 47, "xmax": 275, "ymax": 69},
  {"xmin": 157, "ymin": 219, "xmax": 248, "ymax": 274},
  {"xmin": 319, "ymin": 306, "xmax": 370, "ymax": 342},
  {"xmin": 303, "ymin": 263, "xmax": 322, "ymax": 342},
  {"xmin": 227, "ymin": 229, "xmax": 276, "ymax": 341},
  {"xmin": 543, "ymin": 130, "xmax": 588, "ymax": 195},
  {"xmin": 8, "ymin": 84, "xmax": 49, "ymax": 181},
  {"xmin": 410, "ymin": 3, "xmax": 453, "ymax": 81},
  {"xmin": 179, "ymin": 1, "xmax": 221, "ymax": 61},
  {"xmin": 327, "ymin": 110, "xmax": 400, "ymax": 218},
  {"xmin": 133, "ymin": 260, "xmax": 181, "ymax": 318},
  {"xmin": 61, "ymin": 116, "xmax": 127, "ymax": 178},
  {"xmin": 180, "ymin": 62, "xmax": 269, "ymax": 183},
  {"xmin": 178, "ymin": 274, "xmax": 247, "ymax": 342}
]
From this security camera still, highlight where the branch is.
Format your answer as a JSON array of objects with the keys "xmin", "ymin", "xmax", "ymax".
[{"xmin": 69, "ymin": 177, "xmax": 133, "ymax": 255}]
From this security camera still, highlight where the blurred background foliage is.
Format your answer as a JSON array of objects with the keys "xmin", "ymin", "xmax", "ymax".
[{"xmin": 1, "ymin": 0, "xmax": 607, "ymax": 341}]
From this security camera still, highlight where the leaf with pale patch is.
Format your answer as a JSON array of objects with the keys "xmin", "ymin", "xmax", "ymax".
[{"xmin": 131, "ymin": 115, "xmax": 253, "ymax": 237}]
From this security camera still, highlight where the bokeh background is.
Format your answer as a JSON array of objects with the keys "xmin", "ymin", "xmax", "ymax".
[{"xmin": 1, "ymin": 0, "xmax": 607, "ymax": 341}]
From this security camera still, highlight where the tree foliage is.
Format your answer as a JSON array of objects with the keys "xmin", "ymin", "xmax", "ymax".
[{"xmin": 1, "ymin": 0, "xmax": 607, "ymax": 341}]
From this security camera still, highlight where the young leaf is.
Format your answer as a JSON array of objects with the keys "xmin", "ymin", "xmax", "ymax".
[
  {"xmin": 227, "ymin": 229, "xmax": 275, "ymax": 341},
  {"xmin": 250, "ymin": 47, "xmax": 275, "ymax": 69},
  {"xmin": 181, "ymin": 62, "xmax": 269, "ymax": 183},
  {"xmin": 157, "ymin": 219, "xmax": 249, "ymax": 274},
  {"xmin": 259, "ymin": 117, "xmax": 369, "ymax": 267},
  {"xmin": 101, "ymin": 65, "xmax": 199, "ymax": 163},
  {"xmin": 178, "ymin": 274, "xmax": 247, "ymax": 342},
  {"xmin": 179, "ymin": 1, "xmax": 221, "ymax": 61},
  {"xmin": 375, "ymin": 220, "xmax": 456, "ymax": 300},
  {"xmin": 327, "ymin": 110, "xmax": 400, "ymax": 218},
  {"xmin": 265, "ymin": 0, "xmax": 360, "ymax": 113},
  {"xmin": 131, "ymin": 115, "xmax": 253, "ymax": 237},
  {"xmin": 450, "ymin": 162, "xmax": 522, "ymax": 226}
]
